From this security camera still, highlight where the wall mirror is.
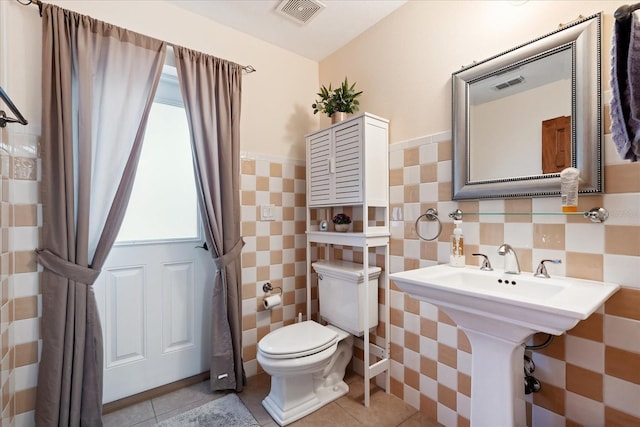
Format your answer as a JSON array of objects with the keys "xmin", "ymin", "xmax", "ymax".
[{"xmin": 452, "ymin": 13, "xmax": 601, "ymax": 200}]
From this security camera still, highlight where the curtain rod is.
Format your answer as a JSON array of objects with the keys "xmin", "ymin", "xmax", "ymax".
[
  {"xmin": 615, "ymin": 2, "xmax": 640, "ymax": 21},
  {"xmin": 16, "ymin": 0, "xmax": 257, "ymax": 74}
]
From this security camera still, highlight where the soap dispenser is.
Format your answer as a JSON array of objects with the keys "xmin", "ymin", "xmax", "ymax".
[{"xmin": 450, "ymin": 220, "xmax": 465, "ymax": 267}]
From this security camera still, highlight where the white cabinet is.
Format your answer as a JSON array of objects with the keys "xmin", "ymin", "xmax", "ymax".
[
  {"xmin": 306, "ymin": 114, "xmax": 388, "ymax": 207},
  {"xmin": 305, "ymin": 112, "xmax": 390, "ymax": 408}
]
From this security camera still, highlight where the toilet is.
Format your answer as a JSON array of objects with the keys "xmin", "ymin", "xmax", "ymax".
[{"xmin": 257, "ymin": 260, "xmax": 381, "ymax": 426}]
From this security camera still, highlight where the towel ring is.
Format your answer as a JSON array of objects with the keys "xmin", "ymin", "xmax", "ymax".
[{"xmin": 414, "ymin": 208, "xmax": 442, "ymax": 241}]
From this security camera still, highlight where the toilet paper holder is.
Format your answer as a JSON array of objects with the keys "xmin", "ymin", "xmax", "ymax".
[{"xmin": 262, "ymin": 282, "xmax": 282, "ymax": 295}]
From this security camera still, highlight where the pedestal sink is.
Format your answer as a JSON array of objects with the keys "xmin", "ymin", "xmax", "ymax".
[{"xmin": 389, "ymin": 265, "xmax": 619, "ymax": 427}]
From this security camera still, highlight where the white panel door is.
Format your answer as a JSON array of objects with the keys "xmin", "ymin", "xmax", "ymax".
[{"xmin": 95, "ymin": 241, "xmax": 213, "ymax": 403}]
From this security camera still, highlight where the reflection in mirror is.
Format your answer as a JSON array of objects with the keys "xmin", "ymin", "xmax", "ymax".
[
  {"xmin": 469, "ymin": 47, "xmax": 572, "ymax": 181},
  {"xmin": 452, "ymin": 13, "xmax": 602, "ymax": 200}
]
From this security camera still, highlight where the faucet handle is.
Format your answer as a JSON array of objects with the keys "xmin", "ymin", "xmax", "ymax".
[
  {"xmin": 472, "ymin": 253, "xmax": 493, "ymax": 271},
  {"xmin": 534, "ymin": 259, "xmax": 562, "ymax": 278}
]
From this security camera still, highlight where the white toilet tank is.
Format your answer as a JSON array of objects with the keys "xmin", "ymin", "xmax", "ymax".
[{"xmin": 312, "ymin": 260, "xmax": 381, "ymax": 336}]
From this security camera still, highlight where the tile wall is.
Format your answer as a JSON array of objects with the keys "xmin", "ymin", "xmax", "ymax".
[
  {"xmin": 1, "ymin": 126, "xmax": 41, "ymax": 426},
  {"xmin": 238, "ymin": 104, "xmax": 639, "ymax": 427},
  {"xmin": 385, "ymin": 106, "xmax": 640, "ymax": 426},
  {"xmin": 239, "ymin": 153, "xmax": 309, "ymax": 378}
]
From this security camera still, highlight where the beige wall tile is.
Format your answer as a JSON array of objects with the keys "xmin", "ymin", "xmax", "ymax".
[
  {"xmin": 13, "ymin": 205, "xmax": 37, "ymax": 227},
  {"xmin": 404, "ymin": 294, "xmax": 419, "ymax": 315},
  {"xmin": 605, "ymin": 288, "xmax": 640, "ymax": 321},
  {"xmin": 390, "ymin": 308, "xmax": 404, "ymax": 328},
  {"xmin": 389, "ymin": 169, "xmax": 403, "ymax": 186},
  {"xmin": 566, "ymin": 364, "xmax": 603, "ymax": 401},
  {"xmin": 458, "ymin": 329, "xmax": 471, "ymax": 353},
  {"xmin": 241, "ymin": 252, "xmax": 256, "ymax": 268},
  {"xmin": 566, "ymin": 252, "xmax": 603, "ymax": 281},
  {"xmin": 605, "ymin": 406, "xmax": 640, "ymax": 426},
  {"xmin": 567, "ymin": 313, "xmax": 603, "ymax": 342},
  {"xmin": 390, "ymin": 377, "xmax": 404, "ymax": 399},
  {"xmin": 241, "ymin": 159, "xmax": 255, "ymax": 175},
  {"xmin": 605, "ymin": 225, "xmax": 640, "ymax": 256},
  {"xmin": 15, "ymin": 296, "xmax": 37, "ymax": 321},
  {"xmin": 438, "ymin": 182, "xmax": 451, "ymax": 201},
  {"xmin": 532, "ymin": 382, "xmax": 565, "ymax": 416},
  {"xmin": 241, "ymin": 190, "xmax": 256, "ymax": 206},
  {"xmin": 242, "ymin": 313, "xmax": 256, "ymax": 331},
  {"xmin": 404, "ymin": 367, "xmax": 420, "ymax": 391},
  {"xmin": 256, "ymin": 176, "xmax": 269, "ymax": 191},
  {"xmin": 421, "ymin": 355, "xmax": 437, "ymax": 380},
  {"xmin": 458, "ymin": 372, "xmax": 471, "ymax": 397},
  {"xmin": 480, "ymin": 223, "xmax": 505, "ymax": 246},
  {"xmin": 605, "ymin": 346, "xmax": 640, "ymax": 385},
  {"xmin": 534, "ymin": 333, "xmax": 565, "ymax": 361},
  {"xmin": 404, "ymin": 330, "xmax": 420, "ymax": 353},
  {"xmin": 15, "ymin": 387, "xmax": 36, "ymax": 414},
  {"xmin": 14, "ymin": 251, "xmax": 37, "ymax": 274},
  {"xmin": 438, "ymin": 383, "xmax": 457, "ymax": 411},
  {"xmin": 505, "ymin": 199, "xmax": 532, "ymax": 223},
  {"xmin": 438, "ymin": 140, "xmax": 452, "ymax": 161},
  {"xmin": 420, "ymin": 318, "xmax": 437, "ymax": 340},
  {"xmin": 269, "ymin": 162, "xmax": 282, "ymax": 177},
  {"xmin": 242, "ymin": 221, "xmax": 256, "ymax": 236},
  {"xmin": 420, "ymin": 163, "xmax": 437, "ymax": 183},
  {"xmin": 438, "ymin": 343, "xmax": 457, "ymax": 369},
  {"xmin": 404, "ymin": 184, "xmax": 419, "ymax": 203},
  {"xmin": 270, "ymin": 192, "xmax": 282, "ymax": 206},
  {"xmin": 420, "ymin": 394, "xmax": 438, "ymax": 420},
  {"xmin": 533, "ymin": 224, "xmax": 565, "ymax": 250},
  {"xmin": 404, "ymin": 147, "xmax": 419, "ymax": 167},
  {"xmin": 605, "ymin": 163, "xmax": 640, "ymax": 194}
]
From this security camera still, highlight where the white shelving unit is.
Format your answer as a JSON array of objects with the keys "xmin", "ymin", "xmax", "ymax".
[{"xmin": 305, "ymin": 113, "xmax": 390, "ymax": 407}]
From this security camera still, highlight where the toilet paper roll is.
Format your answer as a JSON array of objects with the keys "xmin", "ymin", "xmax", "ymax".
[{"xmin": 263, "ymin": 294, "xmax": 282, "ymax": 310}]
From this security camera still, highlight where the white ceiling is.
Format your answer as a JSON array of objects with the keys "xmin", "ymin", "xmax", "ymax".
[{"xmin": 167, "ymin": 0, "xmax": 408, "ymax": 61}]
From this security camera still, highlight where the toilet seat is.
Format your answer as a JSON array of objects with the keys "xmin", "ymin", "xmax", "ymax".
[{"xmin": 258, "ymin": 321, "xmax": 338, "ymax": 359}]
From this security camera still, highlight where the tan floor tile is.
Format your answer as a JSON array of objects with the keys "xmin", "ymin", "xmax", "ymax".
[
  {"xmin": 397, "ymin": 411, "xmax": 443, "ymax": 427},
  {"xmin": 335, "ymin": 377, "xmax": 417, "ymax": 427},
  {"xmin": 103, "ymin": 400, "xmax": 155, "ymax": 427},
  {"xmin": 290, "ymin": 402, "xmax": 360, "ymax": 426}
]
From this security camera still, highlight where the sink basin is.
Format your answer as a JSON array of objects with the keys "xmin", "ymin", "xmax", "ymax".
[
  {"xmin": 390, "ymin": 264, "xmax": 620, "ymax": 336},
  {"xmin": 390, "ymin": 265, "xmax": 619, "ymax": 427}
]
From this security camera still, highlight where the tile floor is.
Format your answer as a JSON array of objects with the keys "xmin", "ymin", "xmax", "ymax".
[{"xmin": 103, "ymin": 371, "xmax": 442, "ymax": 426}]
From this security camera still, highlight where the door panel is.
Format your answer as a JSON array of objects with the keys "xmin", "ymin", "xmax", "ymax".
[{"xmin": 95, "ymin": 241, "xmax": 212, "ymax": 403}]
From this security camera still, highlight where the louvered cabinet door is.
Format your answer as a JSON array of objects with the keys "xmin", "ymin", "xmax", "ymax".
[
  {"xmin": 307, "ymin": 130, "xmax": 332, "ymax": 206},
  {"xmin": 333, "ymin": 120, "xmax": 363, "ymax": 204}
]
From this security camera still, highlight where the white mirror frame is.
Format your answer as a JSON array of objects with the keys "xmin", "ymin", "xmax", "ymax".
[{"xmin": 452, "ymin": 13, "xmax": 602, "ymax": 200}]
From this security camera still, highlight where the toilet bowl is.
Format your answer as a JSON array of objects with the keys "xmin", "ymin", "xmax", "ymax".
[{"xmin": 257, "ymin": 320, "xmax": 353, "ymax": 426}]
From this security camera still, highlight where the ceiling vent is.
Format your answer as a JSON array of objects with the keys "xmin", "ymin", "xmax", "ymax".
[
  {"xmin": 276, "ymin": 0, "xmax": 326, "ymax": 25},
  {"xmin": 494, "ymin": 76, "xmax": 525, "ymax": 90}
]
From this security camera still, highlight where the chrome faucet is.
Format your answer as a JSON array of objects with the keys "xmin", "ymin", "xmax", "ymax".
[{"xmin": 497, "ymin": 243, "xmax": 521, "ymax": 274}]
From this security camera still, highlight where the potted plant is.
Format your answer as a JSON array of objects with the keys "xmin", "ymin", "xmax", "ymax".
[
  {"xmin": 312, "ymin": 77, "xmax": 363, "ymax": 123},
  {"xmin": 332, "ymin": 213, "xmax": 351, "ymax": 232}
]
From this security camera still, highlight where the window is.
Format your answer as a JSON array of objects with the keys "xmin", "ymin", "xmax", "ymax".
[{"xmin": 116, "ymin": 69, "xmax": 199, "ymax": 243}]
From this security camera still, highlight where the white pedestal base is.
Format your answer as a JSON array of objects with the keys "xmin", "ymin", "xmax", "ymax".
[{"xmin": 447, "ymin": 308, "xmax": 535, "ymax": 427}]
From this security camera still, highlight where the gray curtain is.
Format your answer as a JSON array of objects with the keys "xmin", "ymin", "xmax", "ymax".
[
  {"xmin": 173, "ymin": 46, "xmax": 245, "ymax": 392},
  {"xmin": 37, "ymin": 5, "xmax": 165, "ymax": 425}
]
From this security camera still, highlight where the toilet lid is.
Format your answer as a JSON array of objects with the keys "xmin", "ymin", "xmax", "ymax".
[{"xmin": 258, "ymin": 321, "xmax": 338, "ymax": 359}]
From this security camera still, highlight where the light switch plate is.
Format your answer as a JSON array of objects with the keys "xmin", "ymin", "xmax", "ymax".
[{"xmin": 260, "ymin": 204, "xmax": 275, "ymax": 221}]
